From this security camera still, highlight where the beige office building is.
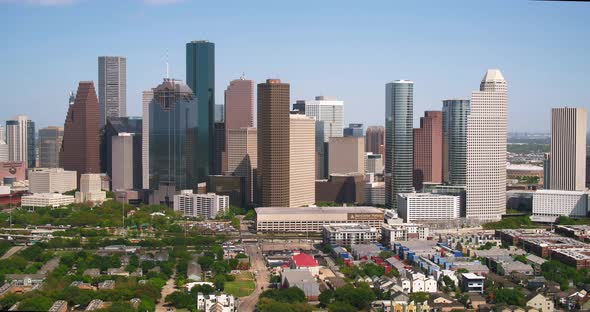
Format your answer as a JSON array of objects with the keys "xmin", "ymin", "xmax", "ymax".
[
  {"xmin": 465, "ymin": 69, "xmax": 507, "ymax": 220},
  {"xmin": 289, "ymin": 115, "xmax": 316, "ymax": 207},
  {"xmin": 141, "ymin": 90, "xmax": 153, "ymax": 189},
  {"xmin": 549, "ymin": 107, "xmax": 587, "ymax": 191},
  {"xmin": 227, "ymin": 127, "xmax": 257, "ymax": 204},
  {"xmin": 28, "ymin": 168, "xmax": 77, "ymax": 194},
  {"xmin": 328, "ymin": 136, "xmax": 365, "ymax": 175}
]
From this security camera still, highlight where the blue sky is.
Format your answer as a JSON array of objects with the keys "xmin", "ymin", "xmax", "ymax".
[{"xmin": 0, "ymin": 0, "xmax": 588, "ymax": 132}]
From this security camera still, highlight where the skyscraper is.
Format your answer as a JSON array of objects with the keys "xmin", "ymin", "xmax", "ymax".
[
  {"xmin": 148, "ymin": 79, "xmax": 198, "ymax": 193},
  {"xmin": 102, "ymin": 117, "xmax": 142, "ymax": 189},
  {"xmin": 413, "ymin": 111, "xmax": 443, "ymax": 190},
  {"xmin": 385, "ymin": 81, "xmax": 414, "ymax": 210},
  {"xmin": 186, "ymin": 40, "xmax": 215, "ymax": 181},
  {"xmin": 289, "ymin": 115, "xmax": 316, "ymax": 207},
  {"xmin": 328, "ymin": 136, "xmax": 365, "ymax": 175},
  {"xmin": 549, "ymin": 107, "xmax": 587, "ymax": 191},
  {"xmin": 257, "ymin": 79, "xmax": 290, "ymax": 207},
  {"xmin": 465, "ymin": 69, "xmax": 507, "ymax": 220},
  {"xmin": 212, "ymin": 122, "xmax": 226, "ymax": 175},
  {"xmin": 442, "ymin": 99, "xmax": 470, "ymax": 185},
  {"xmin": 344, "ymin": 123, "xmax": 364, "ymax": 137},
  {"xmin": 98, "ymin": 56, "xmax": 127, "ymax": 128},
  {"xmin": 227, "ymin": 127, "xmax": 257, "ymax": 205},
  {"xmin": 6, "ymin": 115, "xmax": 35, "ymax": 168},
  {"xmin": 224, "ymin": 77, "xmax": 254, "ymax": 174},
  {"xmin": 303, "ymin": 96, "xmax": 344, "ymax": 179},
  {"xmin": 39, "ymin": 126, "xmax": 64, "ymax": 168},
  {"xmin": 141, "ymin": 90, "xmax": 153, "ymax": 189},
  {"xmin": 60, "ymin": 82, "xmax": 101, "ymax": 182},
  {"xmin": 365, "ymin": 125, "xmax": 385, "ymax": 155}
]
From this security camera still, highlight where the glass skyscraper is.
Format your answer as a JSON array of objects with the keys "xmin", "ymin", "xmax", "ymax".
[
  {"xmin": 149, "ymin": 79, "xmax": 198, "ymax": 192},
  {"xmin": 385, "ymin": 81, "xmax": 414, "ymax": 210},
  {"xmin": 186, "ymin": 40, "xmax": 215, "ymax": 182},
  {"xmin": 442, "ymin": 99, "xmax": 470, "ymax": 185}
]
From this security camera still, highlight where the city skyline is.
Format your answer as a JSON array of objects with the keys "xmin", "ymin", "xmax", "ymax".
[{"xmin": 0, "ymin": 0, "xmax": 588, "ymax": 132}]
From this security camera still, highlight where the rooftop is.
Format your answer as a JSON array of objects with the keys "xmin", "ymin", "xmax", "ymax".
[
  {"xmin": 255, "ymin": 206, "xmax": 383, "ymax": 215},
  {"xmin": 462, "ymin": 273, "xmax": 485, "ymax": 280},
  {"xmin": 292, "ymin": 253, "xmax": 319, "ymax": 267}
]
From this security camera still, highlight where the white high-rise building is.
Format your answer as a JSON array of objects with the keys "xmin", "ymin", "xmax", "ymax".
[
  {"xmin": 141, "ymin": 90, "xmax": 153, "ymax": 190},
  {"xmin": 289, "ymin": 115, "xmax": 316, "ymax": 207},
  {"xmin": 6, "ymin": 115, "xmax": 33, "ymax": 167},
  {"xmin": 303, "ymin": 96, "xmax": 344, "ymax": 141},
  {"xmin": 28, "ymin": 168, "xmax": 77, "ymax": 194},
  {"xmin": 465, "ymin": 69, "xmax": 507, "ymax": 220},
  {"xmin": 397, "ymin": 192, "xmax": 461, "ymax": 222},
  {"xmin": 549, "ymin": 107, "xmax": 587, "ymax": 191},
  {"xmin": 98, "ymin": 56, "xmax": 127, "ymax": 127},
  {"xmin": 531, "ymin": 190, "xmax": 588, "ymax": 222},
  {"xmin": 173, "ymin": 190, "xmax": 229, "ymax": 219}
]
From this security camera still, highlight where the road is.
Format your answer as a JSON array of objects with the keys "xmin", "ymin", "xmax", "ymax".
[
  {"xmin": 238, "ymin": 243, "xmax": 270, "ymax": 312},
  {"xmin": 0, "ymin": 246, "xmax": 25, "ymax": 259},
  {"xmin": 155, "ymin": 271, "xmax": 176, "ymax": 312}
]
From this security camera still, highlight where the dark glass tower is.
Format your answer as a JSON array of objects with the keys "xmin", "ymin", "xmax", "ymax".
[
  {"xmin": 186, "ymin": 40, "xmax": 214, "ymax": 182},
  {"xmin": 149, "ymin": 79, "xmax": 198, "ymax": 192},
  {"xmin": 442, "ymin": 99, "xmax": 470, "ymax": 185},
  {"xmin": 26, "ymin": 120, "xmax": 35, "ymax": 168}
]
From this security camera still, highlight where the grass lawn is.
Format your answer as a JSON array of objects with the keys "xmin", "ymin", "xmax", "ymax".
[{"xmin": 224, "ymin": 272, "xmax": 255, "ymax": 297}]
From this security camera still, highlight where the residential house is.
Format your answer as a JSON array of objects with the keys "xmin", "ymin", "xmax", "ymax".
[
  {"xmin": 526, "ymin": 293, "xmax": 554, "ymax": 312},
  {"xmin": 281, "ymin": 269, "xmax": 320, "ymax": 300}
]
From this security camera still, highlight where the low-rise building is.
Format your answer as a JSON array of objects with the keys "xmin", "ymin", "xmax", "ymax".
[
  {"xmin": 381, "ymin": 223, "xmax": 429, "ymax": 247},
  {"xmin": 291, "ymin": 253, "xmax": 320, "ymax": 276},
  {"xmin": 551, "ymin": 247, "xmax": 590, "ymax": 270},
  {"xmin": 280, "ymin": 269, "xmax": 320, "ymax": 301},
  {"xmin": 397, "ymin": 192, "xmax": 460, "ymax": 222},
  {"xmin": 197, "ymin": 293, "xmax": 238, "ymax": 312},
  {"xmin": 21, "ymin": 193, "xmax": 74, "ymax": 208},
  {"xmin": 70, "ymin": 281, "xmax": 93, "ymax": 290},
  {"xmin": 350, "ymin": 244, "xmax": 382, "ymax": 260},
  {"xmin": 5, "ymin": 274, "xmax": 45, "ymax": 286},
  {"xmin": 28, "ymin": 168, "xmax": 76, "ymax": 194},
  {"xmin": 255, "ymin": 206, "xmax": 384, "ymax": 233},
  {"xmin": 98, "ymin": 280, "xmax": 116, "ymax": 289},
  {"xmin": 174, "ymin": 190, "xmax": 229, "ymax": 219},
  {"xmin": 364, "ymin": 181, "xmax": 385, "ymax": 206},
  {"xmin": 48, "ymin": 300, "xmax": 67, "ymax": 312},
  {"xmin": 460, "ymin": 273, "xmax": 485, "ymax": 293},
  {"xmin": 322, "ymin": 224, "xmax": 379, "ymax": 248},
  {"xmin": 84, "ymin": 299, "xmax": 105, "ymax": 311},
  {"xmin": 526, "ymin": 293, "xmax": 554, "ymax": 312},
  {"xmin": 75, "ymin": 173, "xmax": 107, "ymax": 205},
  {"xmin": 531, "ymin": 189, "xmax": 589, "ymax": 222}
]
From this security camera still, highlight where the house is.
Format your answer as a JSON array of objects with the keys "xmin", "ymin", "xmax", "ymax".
[
  {"xmin": 107, "ymin": 268, "xmax": 129, "ymax": 277},
  {"xmin": 85, "ymin": 299, "xmax": 105, "ymax": 311},
  {"xmin": 83, "ymin": 268, "xmax": 101, "ymax": 277},
  {"xmin": 281, "ymin": 269, "xmax": 320, "ymax": 300},
  {"xmin": 373, "ymin": 276, "xmax": 396, "ymax": 292},
  {"xmin": 291, "ymin": 253, "xmax": 320, "ymax": 276},
  {"xmin": 381, "ymin": 300, "xmax": 430, "ymax": 312},
  {"xmin": 70, "ymin": 281, "xmax": 94, "ymax": 290},
  {"xmin": 429, "ymin": 294, "xmax": 465, "ymax": 312},
  {"xmin": 197, "ymin": 293, "xmax": 238, "ymax": 312},
  {"xmin": 461, "ymin": 273, "xmax": 485, "ymax": 293},
  {"xmin": 98, "ymin": 280, "xmax": 115, "ymax": 290},
  {"xmin": 526, "ymin": 293, "xmax": 554, "ymax": 312},
  {"xmin": 5, "ymin": 274, "xmax": 45, "ymax": 287},
  {"xmin": 48, "ymin": 300, "xmax": 68, "ymax": 312}
]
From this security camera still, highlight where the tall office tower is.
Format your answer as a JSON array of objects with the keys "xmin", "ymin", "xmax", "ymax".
[
  {"xmin": 315, "ymin": 121, "xmax": 329, "ymax": 178},
  {"xmin": 0, "ymin": 140, "xmax": 7, "ymax": 162},
  {"xmin": 102, "ymin": 117, "xmax": 142, "ymax": 189},
  {"xmin": 257, "ymin": 79, "xmax": 290, "ymax": 207},
  {"xmin": 98, "ymin": 56, "xmax": 127, "ymax": 128},
  {"xmin": 365, "ymin": 126, "xmax": 385, "ymax": 155},
  {"xmin": 344, "ymin": 123, "xmax": 364, "ymax": 137},
  {"xmin": 304, "ymin": 96, "xmax": 344, "ymax": 179},
  {"xmin": 543, "ymin": 153, "xmax": 550, "ymax": 189},
  {"xmin": 0, "ymin": 125, "xmax": 5, "ymax": 142},
  {"xmin": 148, "ymin": 78, "xmax": 198, "ymax": 193},
  {"xmin": 213, "ymin": 122, "xmax": 226, "ymax": 175},
  {"xmin": 385, "ymin": 80, "xmax": 414, "ymax": 210},
  {"xmin": 465, "ymin": 69, "xmax": 507, "ymax": 220},
  {"xmin": 328, "ymin": 136, "xmax": 365, "ymax": 175},
  {"xmin": 111, "ymin": 133, "xmax": 135, "ymax": 191},
  {"xmin": 142, "ymin": 90, "xmax": 153, "ymax": 189},
  {"xmin": 38, "ymin": 126, "xmax": 64, "ymax": 168},
  {"xmin": 413, "ymin": 111, "xmax": 443, "ymax": 190},
  {"xmin": 227, "ymin": 127, "xmax": 257, "ymax": 205},
  {"xmin": 224, "ymin": 77, "xmax": 254, "ymax": 174},
  {"xmin": 186, "ymin": 40, "xmax": 215, "ymax": 181},
  {"xmin": 215, "ymin": 104, "xmax": 224, "ymax": 122},
  {"xmin": 289, "ymin": 115, "xmax": 316, "ymax": 207},
  {"xmin": 442, "ymin": 99, "xmax": 470, "ymax": 185},
  {"xmin": 549, "ymin": 107, "xmax": 587, "ymax": 191},
  {"xmin": 60, "ymin": 82, "xmax": 101, "ymax": 182},
  {"xmin": 6, "ymin": 115, "xmax": 35, "ymax": 168}
]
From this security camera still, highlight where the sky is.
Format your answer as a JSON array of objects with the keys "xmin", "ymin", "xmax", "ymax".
[{"xmin": 0, "ymin": 0, "xmax": 588, "ymax": 132}]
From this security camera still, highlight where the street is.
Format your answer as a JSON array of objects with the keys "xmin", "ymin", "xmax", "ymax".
[
  {"xmin": 155, "ymin": 270, "xmax": 176, "ymax": 312},
  {"xmin": 238, "ymin": 243, "xmax": 270, "ymax": 312}
]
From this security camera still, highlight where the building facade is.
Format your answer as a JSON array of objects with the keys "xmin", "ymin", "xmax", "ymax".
[
  {"xmin": 60, "ymin": 82, "xmax": 101, "ymax": 183},
  {"xmin": 365, "ymin": 125, "xmax": 385, "ymax": 155},
  {"xmin": 38, "ymin": 126, "xmax": 64, "ymax": 168},
  {"xmin": 98, "ymin": 56, "xmax": 127, "ymax": 128},
  {"xmin": 397, "ymin": 192, "xmax": 461, "ymax": 222},
  {"xmin": 304, "ymin": 96, "xmax": 344, "ymax": 141},
  {"xmin": 76, "ymin": 173, "xmax": 106, "ymax": 204},
  {"xmin": 28, "ymin": 168, "xmax": 77, "ymax": 194},
  {"xmin": 465, "ymin": 69, "xmax": 507, "ymax": 220},
  {"xmin": 224, "ymin": 77, "xmax": 254, "ymax": 175},
  {"xmin": 148, "ymin": 79, "xmax": 198, "ymax": 192},
  {"xmin": 549, "ymin": 107, "xmax": 587, "ymax": 191},
  {"xmin": 186, "ymin": 40, "xmax": 215, "ymax": 181},
  {"xmin": 141, "ymin": 90, "xmax": 153, "ymax": 189},
  {"xmin": 173, "ymin": 190, "xmax": 229, "ymax": 219},
  {"xmin": 365, "ymin": 153, "xmax": 384, "ymax": 174},
  {"xmin": 413, "ymin": 111, "xmax": 443, "ymax": 190},
  {"xmin": 257, "ymin": 79, "xmax": 290, "ymax": 207},
  {"xmin": 343, "ymin": 123, "xmax": 363, "ymax": 137},
  {"xmin": 442, "ymin": 99, "xmax": 470, "ymax": 185},
  {"xmin": 328, "ymin": 136, "xmax": 365, "ymax": 175},
  {"xmin": 532, "ymin": 190, "xmax": 588, "ymax": 220},
  {"xmin": 226, "ymin": 127, "xmax": 257, "ymax": 206},
  {"xmin": 102, "ymin": 117, "xmax": 142, "ymax": 190},
  {"xmin": 385, "ymin": 81, "xmax": 414, "ymax": 210},
  {"xmin": 322, "ymin": 224, "xmax": 379, "ymax": 248},
  {"xmin": 111, "ymin": 133, "xmax": 135, "ymax": 191},
  {"xmin": 21, "ymin": 193, "xmax": 75, "ymax": 208},
  {"xmin": 289, "ymin": 115, "xmax": 316, "ymax": 207},
  {"xmin": 6, "ymin": 116, "xmax": 35, "ymax": 168},
  {"xmin": 315, "ymin": 173, "xmax": 365, "ymax": 204}
]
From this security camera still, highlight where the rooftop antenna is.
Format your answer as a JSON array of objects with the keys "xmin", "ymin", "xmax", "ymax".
[
  {"xmin": 165, "ymin": 49, "xmax": 170, "ymax": 79},
  {"xmin": 240, "ymin": 72, "xmax": 245, "ymax": 80}
]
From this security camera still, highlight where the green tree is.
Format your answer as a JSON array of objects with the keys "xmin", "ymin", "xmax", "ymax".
[
  {"xmin": 319, "ymin": 289, "xmax": 334, "ymax": 307},
  {"xmin": 493, "ymin": 288, "xmax": 525, "ymax": 307},
  {"xmin": 333, "ymin": 284, "xmax": 375, "ymax": 310},
  {"xmin": 409, "ymin": 292, "xmax": 430, "ymax": 303},
  {"xmin": 327, "ymin": 302, "xmax": 356, "ymax": 312},
  {"xmin": 260, "ymin": 287, "xmax": 307, "ymax": 303},
  {"xmin": 18, "ymin": 296, "xmax": 53, "ymax": 312}
]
